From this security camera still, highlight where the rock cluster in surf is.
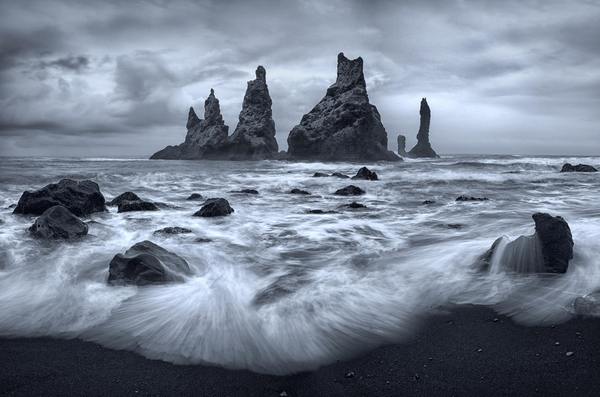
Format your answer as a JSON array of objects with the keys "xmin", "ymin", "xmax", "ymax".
[
  {"xmin": 287, "ymin": 53, "xmax": 399, "ymax": 161},
  {"xmin": 407, "ymin": 98, "xmax": 439, "ymax": 158},
  {"xmin": 151, "ymin": 67, "xmax": 278, "ymax": 160}
]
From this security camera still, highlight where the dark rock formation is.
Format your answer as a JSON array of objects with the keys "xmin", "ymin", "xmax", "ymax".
[
  {"xmin": 422, "ymin": 200, "xmax": 436, "ymax": 205},
  {"xmin": 313, "ymin": 172, "xmax": 329, "ymax": 177},
  {"xmin": 341, "ymin": 201, "xmax": 367, "ymax": 209},
  {"xmin": 331, "ymin": 172, "xmax": 349, "ymax": 179},
  {"xmin": 117, "ymin": 200, "xmax": 159, "ymax": 213},
  {"xmin": 397, "ymin": 134, "xmax": 407, "ymax": 156},
  {"xmin": 193, "ymin": 198, "xmax": 234, "ymax": 217},
  {"xmin": 407, "ymin": 98, "xmax": 439, "ymax": 158},
  {"xmin": 287, "ymin": 53, "xmax": 400, "ymax": 161},
  {"xmin": 14, "ymin": 179, "xmax": 106, "ymax": 216},
  {"xmin": 290, "ymin": 188, "xmax": 310, "ymax": 195},
  {"xmin": 334, "ymin": 185, "xmax": 365, "ymax": 196},
  {"xmin": 456, "ymin": 195, "xmax": 489, "ymax": 202},
  {"xmin": 305, "ymin": 209, "xmax": 337, "ymax": 214},
  {"xmin": 232, "ymin": 189, "xmax": 259, "ymax": 195},
  {"xmin": 560, "ymin": 163, "xmax": 597, "ymax": 172},
  {"xmin": 352, "ymin": 167, "xmax": 378, "ymax": 180},
  {"xmin": 153, "ymin": 227, "xmax": 192, "ymax": 235},
  {"xmin": 29, "ymin": 205, "xmax": 88, "ymax": 239},
  {"xmin": 107, "ymin": 192, "xmax": 141, "ymax": 206},
  {"xmin": 151, "ymin": 89, "xmax": 229, "ymax": 160},
  {"xmin": 186, "ymin": 193, "xmax": 203, "ymax": 200},
  {"xmin": 107, "ymin": 240, "xmax": 191, "ymax": 286},
  {"xmin": 479, "ymin": 213, "xmax": 573, "ymax": 274},
  {"xmin": 226, "ymin": 66, "xmax": 278, "ymax": 160}
]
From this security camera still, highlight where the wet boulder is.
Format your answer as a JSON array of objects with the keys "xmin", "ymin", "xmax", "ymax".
[
  {"xmin": 532, "ymin": 212, "xmax": 573, "ymax": 273},
  {"xmin": 351, "ymin": 167, "xmax": 378, "ymax": 181},
  {"xmin": 117, "ymin": 200, "xmax": 159, "ymax": 213},
  {"xmin": 290, "ymin": 188, "xmax": 310, "ymax": 195},
  {"xmin": 332, "ymin": 172, "xmax": 349, "ymax": 179},
  {"xmin": 14, "ymin": 179, "xmax": 106, "ymax": 216},
  {"xmin": 107, "ymin": 240, "xmax": 191, "ymax": 286},
  {"xmin": 107, "ymin": 192, "xmax": 141, "ymax": 206},
  {"xmin": 186, "ymin": 193, "xmax": 203, "ymax": 200},
  {"xmin": 334, "ymin": 185, "xmax": 365, "ymax": 196},
  {"xmin": 232, "ymin": 189, "xmax": 259, "ymax": 195},
  {"xmin": 340, "ymin": 201, "xmax": 367, "ymax": 209},
  {"xmin": 313, "ymin": 172, "xmax": 329, "ymax": 177},
  {"xmin": 29, "ymin": 205, "xmax": 88, "ymax": 239},
  {"xmin": 560, "ymin": 163, "xmax": 597, "ymax": 172},
  {"xmin": 456, "ymin": 195, "xmax": 489, "ymax": 202},
  {"xmin": 153, "ymin": 227, "xmax": 192, "ymax": 235},
  {"xmin": 193, "ymin": 198, "xmax": 234, "ymax": 217}
]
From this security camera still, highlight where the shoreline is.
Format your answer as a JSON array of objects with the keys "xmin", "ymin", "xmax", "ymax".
[{"xmin": 1, "ymin": 305, "xmax": 599, "ymax": 396}]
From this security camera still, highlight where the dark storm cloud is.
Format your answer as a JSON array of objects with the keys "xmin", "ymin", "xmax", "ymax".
[{"xmin": 0, "ymin": 0, "xmax": 599, "ymax": 157}]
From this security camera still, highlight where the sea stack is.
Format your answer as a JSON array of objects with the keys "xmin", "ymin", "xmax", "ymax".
[
  {"xmin": 287, "ymin": 53, "xmax": 400, "ymax": 161},
  {"xmin": 407, "ymin": 98, "xmax": 439, "ymax": 158},
  {"xmin": 226, "ymin": 66, "xmax": 278, "ymax": 160},
  {"xmin": 397, "ymin": 134, "xmax": 407, "ymax": 156},
  {"xmin": 151, "ymin": 89, "xmax": 229, "ymax": 159}
]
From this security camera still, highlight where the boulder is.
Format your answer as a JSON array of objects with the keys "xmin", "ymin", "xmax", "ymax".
[
  {"xmin": 29, "ymin": 205, "xmax": 88, "ymax": 239},
  {"xmin": 232, "ymin": 189, "xmax": 259, "ymax": 194},
  {"xmin": 334, "ymin": 185, "xmax": 365, "ymax": 196},
  {"xmin": 456, "ymin": 195, "xmax": 489, "ymax": 202},
  {"xmin": 107, "ymin": 240, "xmax": 191, "ymax": 286},
  {"xmin": 479, "ymin": 213, "xmax": 573, "ymax": 274},
  {"xmin": 407, "ymin": 98, "xmax": 439, "ymax": 158},
  {"xmin": 352, "ymin": 167, "xmax": 378, "ymax": 180},
  {"xmin": 332, "ymin": 172, "xmax": 350, "ymax": 179},
  {"xmin": 117, "ymin": 200, "xmax": 159, "ymax": 213},
  {"xmin": 193, "ymin": 198, "xmax": 234, "ymax": 217},
  {"xmin": 186, "ymin": 193, "xmax": 203, "ymax": 200},
  {"xmin": 397, "ymin": 134, "xmax": 407, "ymax": 156},
  {"xmin": 287, "ymin": 53, "xmax": 400, "ymax": 161},
  {"xmin": 313, "ymin": 172, "xmax": 329, "ymax": 177},
  {"xmin": 151, "ymin": 89, "xmax": 230, "ymax": 160},
  {"xmin": 14, "ymin": 179, "xmax": 106, "ymax": 216},
  {"xmin": 226, "ymin": 66, "xmax": 279, "ymax": 159},
  {"xmin": 107, "ymin": 192, "xmax": 141, "ymax": 206},
  {"xmin": 290, "ymin": 188, "xmax": 310, "ymax": 195},
  {"xmin": 341, "ymin": 201, "xmax": 367, "ymax": 209},
  {"xmin": 306, "ymin": 209, "xmax": 337, "ymax": 214},
  {"xmin": 153, "ymin": 227, "xmax": 192, "ymax": 235},
  {"xmin": 560, "ymin": 163, "xmax": 597, "ymax": 172}
]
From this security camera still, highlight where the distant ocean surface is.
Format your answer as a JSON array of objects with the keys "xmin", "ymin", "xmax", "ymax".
[{"xmin": 0, "ymin": 155, "xmax": 599, "ymax": 374}]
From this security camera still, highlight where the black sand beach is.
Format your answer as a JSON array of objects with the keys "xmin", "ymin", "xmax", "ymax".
[{"xmin": 1, "ymin": 305, "xmax": 599, "ymax": 396}]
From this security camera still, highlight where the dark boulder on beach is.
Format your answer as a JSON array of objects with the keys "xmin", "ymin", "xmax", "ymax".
[
  {"xmin": 107, "ymin": 192, "xmax": 141, "ymax": 206},
  {"xmin": 290, "ymin": 188, "xmax": 310, "ymax": 195},
  {"xmin": 456, "ymin": 195, "xmax": 489, "ymax": 202},
  {"xmin": 193, "ymin": 198, "xmax": 234, "ymax": 217},
  {"xmin": 479, "ymin": 213, "xmax": 573, "ymax": 274},
  {"xmin": 186, "ymin": 193, "xmax": 203, "ymax": 200},
  {"xmin": 107, "ymin": 240, "xmax": 191, "ymax": 286},
  {"xmin": 407, "ymin": 98, "xmax": 439, "ymax": 158},
  {"xmin": 153, "ymin": 227, "xmax": 192, "ymax": 235},
  {"xmin": 117, "ymin": 200, "xmax": 159, "ymax": 213},
  {"xmin": 560, "ymin": 163, "xmax": 597, "ymax": 172},
  {"xmin": 334, "ymin": 185, "xmax": 365, "ymax": 196},
  {"xmin": 352, "ymin": 167, "xmax": 378, "ymax": 180},
  {"xmin": 29, "ymin": 205, "xmax": 88, "ymax": 239},
  {"xmin": 14, "ymin": 179, "xmax": 106, "ymax": 216},
  {"xmin": 287, "ymin": 53, "xmax": 400, "ymax": 162}
]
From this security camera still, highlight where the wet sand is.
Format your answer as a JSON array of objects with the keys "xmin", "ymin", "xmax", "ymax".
[{"xmin": 1, "ymin": 305, "xmax": 599, "ymax": 396}]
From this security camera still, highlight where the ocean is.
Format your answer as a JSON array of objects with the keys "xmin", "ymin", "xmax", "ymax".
[{"xmin": 0, "ymin": 155, "xmax": 599, "ymax": 374}]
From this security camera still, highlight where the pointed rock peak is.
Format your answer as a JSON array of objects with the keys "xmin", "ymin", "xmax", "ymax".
[
  {"xmin": 255, "ymin": 65, "xmax": 266, "ymax": 82},
  {"xmin": 333, "ymin": 52, "xmax": 365, "ymax": 94},
  {"xmin": 209, "ymin": 88, "xmax": 215, "ymax": 97},
  {"xmin": 421, "ymin": 98, "xmax": 429, "ymax": 114},
  {"xmin": 186, "ymin": 107, "xmax": 201, "ymax": 129},
  {"xmin": 203, "ymin": 88, "xmax": 224, "ymax": 125}
]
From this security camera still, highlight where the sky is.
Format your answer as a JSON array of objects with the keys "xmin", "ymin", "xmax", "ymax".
[{"xmin": 0, "ymin": 0, "xmax": 599, "ymax": 157}]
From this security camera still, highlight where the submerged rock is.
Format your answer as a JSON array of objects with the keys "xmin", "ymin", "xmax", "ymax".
[
  {"xmin": 287, "ymin": 53, "xmax": 400, "ymax": 161},
  {"xmin": 107, "ymin": 240, "xmax": 191, "ymax": 286},
  {"xmin": 117, "ymin": 200, "xmax": 159, "ymax": 213},
  {"xmin": 226, "ymin": 66, "xmax": 279, "ymax": 159},
  {"xmin": 332, "ymin": 172, "xmax": 350, "ymax": 179},
  {"xmin": 560, "ymin": 163, "xmax": 597, "ymax": 172},
  {"xmin": 14, "ymin": 179, "xmax": 106, "ymax": 216},
  {"xmin": 153, "ymin": 227, "xmax": 192, "ymax": 235},
  {"xmin": 305, "ymin": 209, "xmax": 337, "ymax": 214},
  {"xmin": 151, "ymin": 89, "xmax": 230, "ymax": 160},
  {"xmin": 107, "ymin": 192, "xmax": 141, "ymax": 206},
  {"xmin": 340, "ymin": 201, "xmax": 367, "ymax": 209},
  {"xmin": 29, "ymin": 205, "xmax": 88, "ymax": 239},
  {"xmin": 186, "ymin": 193, "xmax": 203, "ymax": 200},
  {"xmin": 290, "ymin": 188, "xmax": 310, "ymax": 195},
  {"xmin": 397, "ymin": 134, "xmax": 407, "ymax": 156},
  {"xmin": 479, "ymin": 213, "xmax": 573, "ymax": 274},
  {"xmin": 422, "ymin": 200, "xmax": 436, "ymax": 205},
  {"xmin": 456, "ymin": 195, "xmax": 489, "ymax": 202},
  {"xmin": 313, "ymin": 172, "xmax": 329, "ymax": 178},
  {"xmin": 232, "ymin": 189, "xmax": 259, "ymax": 195},
  {"xmin": 334, "ymin": 185, "xmax": 365, "ymax": 196},
  {"xmin": 193, "ymin": 198, "xmax": 234, "ymax": 217},
  {"xmin": 407, "ymin": 98, "xmax": 439, "ymax": 158},
  {"xmin": 352, "ymin": 167, "xmax": 378, "ymax": 181}
]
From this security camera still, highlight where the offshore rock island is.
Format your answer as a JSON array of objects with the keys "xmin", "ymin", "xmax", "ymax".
[{"xmin": 407, "ymin": 98, "xmax": 439, "ymax": 158}]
